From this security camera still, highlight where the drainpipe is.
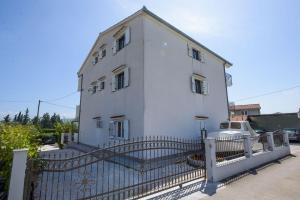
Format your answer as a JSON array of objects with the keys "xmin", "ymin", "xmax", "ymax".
[
  {"xmin": 77, "ymin": 74, "xmax": 83, "ymax": 144},
  {"xmin": 223, "ymin": 62, "xmax": 230, "ymax": 120}
]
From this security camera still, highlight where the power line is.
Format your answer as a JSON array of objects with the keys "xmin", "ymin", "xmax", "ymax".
[
  {"xmin": 42, "ymin": 101, "xmax": 76, "ymax": 110},
  {"xmin": 234, "ymin": 85, "xmax": 300, "ymax": 102},
  {"xmin": 0, "ymin": 90, "xmax": 77, "ymax": 104},
  {"xmin": 44, "ymin": 91, "xmax": 77, "ymax": 102},
  {"xmin": 0, "ymin": 100, "xmax": 35, "ymax": 103}
]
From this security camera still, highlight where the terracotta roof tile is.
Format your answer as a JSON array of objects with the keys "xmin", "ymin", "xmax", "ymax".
[{"xmin": 229, "ymin": 104, "xmax": 261, "ymax": 111}]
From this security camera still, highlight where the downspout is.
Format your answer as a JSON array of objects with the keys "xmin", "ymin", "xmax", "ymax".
[
  {"xmin": 78, "ymin": 74, "xmax": 83, "ymax": 144},
  {"xmin": 223, "ymin": 63, "xmax": 230, "ymax": 121}
]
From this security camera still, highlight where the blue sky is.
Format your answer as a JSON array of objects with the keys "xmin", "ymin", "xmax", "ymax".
[{"xmin": 0, "ymin": 0, "xmax": 299, "ymax": 119}]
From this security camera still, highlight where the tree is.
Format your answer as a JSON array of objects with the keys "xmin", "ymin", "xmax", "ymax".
[
  {"xmin": 40, "ymin": 113, "xmax": 51, "ymax": 129},
  {"xmin": 3, "ymin": 115, "xmax": 10, "ymax": 123},
  {"xmin": 50, "ymin": 113, "xmax": 62, "ymax": 127},
  {"xmin": 22, "ymin": 108, "xmax": 30, "ymax": 125},
  {"xmin": 16, "ymin": 112, "xmax": 23, "ymax": 123},
  {"xmin": 32, "ymin": 116, "xmax": 39, "ymax": 125},
  {"xmin": 0, "ymin": 124, "xmax": 39, "ymax": 190},
  {"xmin": 13, "ymin": 114, "xmax": 17, "ymax": 122}
]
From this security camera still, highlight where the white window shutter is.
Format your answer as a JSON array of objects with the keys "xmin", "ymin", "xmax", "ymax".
[
  {"xmin": 88, "ymin": 86, "xmax": 93, "ymax": 95},
  {"xmin": 191, "ymin": 76, "xmax": 196, "ymax": 93},
  {"xmin": 111, "ymin": 75, "xmax": 116, "ymax": 92},
  {"xmin": 125, "ymin": 27, "xmax": 130, "ymax": 45},
  {"xmin": 202, "ymin": 81, "xmax": 209, "ymax": 95},
  {"xmin": 124, "ymin": 67, "xmax": 129, "ymax": 87},
  {"xmin": 123, "ymin": 120, "xmax": 129, "ymax": 139},
  {"xmin": 187, "ymin": 44, "xmax": 193, "ymax": 57},
  {"xmin": 112, "ymin": 39, "xmax": 117, "ymax": 54},
  {"xmin": 200, "ymin": 52, "xmax": 205, "ymax": 63},
  {"xmin": 109, "ymin": 121, "xmax": 115, "ymax": 137},
  {"xmin": 77, "ymin": 77, "xmax": 82, "ymax": 92},
  {"xmin": 97, "ymin": 81, "xmax": 102, "ymax": 91}
]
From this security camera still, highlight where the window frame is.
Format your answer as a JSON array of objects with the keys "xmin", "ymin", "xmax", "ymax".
[
  {"xmin": 116, "ymin": 71, "xmax": 125, "ymax": 90},
  {"xmin": 192, "ymin": 48, "xmax": 200, "ymax": 61},
  {"xmin": 101, "ymin": 48, "xmax": 106, "ymax": 58},
  {"xmin": 96, "ymin": 118, "xmax": 103, "ymax": 128},
  {"xmin": 109, "ymin": 118, "xmax": 129, "ymax": 140},
  {"xmin": 117, "ymin": 34, "xmax": 125, "ymax": 52},
  {"xmin": 192, "ymin": 74, "xmax": 208, "ymax": 95},
  {"xmin": 194, "ymin": 79, "xmax": 203, "ymax": 94}
]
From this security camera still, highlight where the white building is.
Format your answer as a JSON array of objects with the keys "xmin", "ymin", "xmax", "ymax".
[{"xmin": 76, "ymin": 7, "xmax": 232, "ymax": 147}]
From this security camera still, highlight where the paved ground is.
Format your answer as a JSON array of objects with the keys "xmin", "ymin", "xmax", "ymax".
[
  {"xmin": 147, "ymin": 143, "xmax": 300, "ymax": 200},
  {"xmin": 201, "ymin": 143, "xmax": 300, "ymax": 200}
]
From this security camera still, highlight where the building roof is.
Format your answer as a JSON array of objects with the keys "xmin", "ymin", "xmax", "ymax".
[
  {"xmin": 229, "ymin": 104, "xmax": 261, "ymax": 111},
  {"xmin": 78, "ymin": 6, "xmax": 232, "ymax": 75}
]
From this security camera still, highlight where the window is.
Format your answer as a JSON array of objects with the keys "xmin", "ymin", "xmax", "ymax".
[
  {"xmin": 109, "ymin": 119, "xmax": 129, "ymax": 139},
  {"xmin": 97, "ymin": 77, "xmax": 105, "ymax": 91},
  {"xmin": 117, "ymin": 35, "xmax": 125, "ymax": 51},
  {"xmin": 220, "ymin": 122, "xmax": 229, "ymax": 129},
  {"xmin": 191, "ymin": 74, "xmax": 208, "ymax": 95},
  {"xmin": 192, "ymin": 49, "xmax": 200, "ymax": 61},
  {"xmin": 195, "ymin": 79, "xmax": 203, "ymax": 94},
  {"xmin": 112, "ymin": 67, "xmax": 129, "ymax": 92},
  {"xmin": 92, "ymin": 52, "xmax": 99, "ymax": 65},
  {"xmin": 116, "ymin": 72, "xmax": 124, "ymax": 90},
  {"xmin": 242, "ymin": 110, "xmax": 248, "ymax": 115},
  {"xmin": 112, "ymin": 27, "xmax": 130, "ymax": 54},
  {"xmin": 230, "ymin": 122, "xmax": 241, "ymax": 130},
  {"xmin": 96, "ymin": 119, "xmax": 103, "ymax": 128},
  {"xmin": 100, "ymin": 81, "xmax": 105, "ymax": 90},
  {"xmin": 101, "ymin": 49, "xmax": 106, "ymax": 58},
  {"xmin": 89, "ymin": 82, "xmax": 97, "ymax": 94}
]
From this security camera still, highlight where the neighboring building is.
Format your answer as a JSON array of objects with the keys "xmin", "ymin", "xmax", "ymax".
[
  {"xmin": 230, "ymin": 104, "xmax": 261, "ymax": 121},
  {"xmin": 76, "ymin": 7, "xmax": 232, "ymax": 146}
]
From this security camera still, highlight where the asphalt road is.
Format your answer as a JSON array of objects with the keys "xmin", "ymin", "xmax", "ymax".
[{"xmin": 202, "ymin": 143, "xmax": 300, "ymax": 200}]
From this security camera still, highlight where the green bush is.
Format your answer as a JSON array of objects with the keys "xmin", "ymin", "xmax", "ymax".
[
  {"xmin": 0, "ymin": 124, "xmax": 40, "ymax": 190},
  {"xmin": 40, "ymin": 128, "xmax": 56, "ymax": 134}
]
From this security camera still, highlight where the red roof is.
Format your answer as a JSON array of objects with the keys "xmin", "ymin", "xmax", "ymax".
[{"xmin": 229, "ymin": 104, "xmax": 261, "ymax": 111}]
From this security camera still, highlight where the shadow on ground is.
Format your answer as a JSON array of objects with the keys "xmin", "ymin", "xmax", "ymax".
[{"xmin": 147, "ymin": 180, "xmax": 218, "ymax": 200}]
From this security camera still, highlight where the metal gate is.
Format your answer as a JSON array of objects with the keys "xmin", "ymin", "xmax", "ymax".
[{"xmin": 24, "ymin": 136, "xmax": 206, "ymax": 200}]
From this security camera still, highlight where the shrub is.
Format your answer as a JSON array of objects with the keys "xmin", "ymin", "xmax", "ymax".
[{"xmin": 0, "ymin": 124, "xmax": 40, "ymax": 190}]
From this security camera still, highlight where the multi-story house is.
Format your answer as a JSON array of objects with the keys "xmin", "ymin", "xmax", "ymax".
[{"xmin": 76, "ymin": 7, "xmax": 232, "ymax": 146}]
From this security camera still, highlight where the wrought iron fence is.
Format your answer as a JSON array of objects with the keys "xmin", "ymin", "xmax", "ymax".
[
  {"xmin": 273, "ymin": 130, "xmax": 284, "ymax": 147},
  {"xmin": 24, "ymin": 136, "xmax": 205, "ymax": 200},
  {"xmin": 215, "ymin": 136, "xmax": 245, "ymax": 163}
]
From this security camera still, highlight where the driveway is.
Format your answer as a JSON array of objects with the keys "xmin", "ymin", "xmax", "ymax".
[{"xmin": 201, "ymin": 143, "xmax": 300, "ymax": 200}]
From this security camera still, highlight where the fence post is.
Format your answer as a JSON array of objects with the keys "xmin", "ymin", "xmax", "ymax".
[
  {"xmin": 282, "ymin": 131, "xmax": 289, "ymax": 146},
  {"xmin": 266, "ymin": 132, "xmax": 275, "ymax": 151},
  {"xmin": 243, "ymin": 135, "xmax": 252, "ymax": 158},
  {"xmin": 205, "ymin": 138, "xmax": 217, "ymax": 182},
  {"xmin": 8, "ymin": 149, "xmax": 28, "ymax": 200},
  {"xmin": 61, "ymin": 132, "xmax": 65, "ymax": 144}
]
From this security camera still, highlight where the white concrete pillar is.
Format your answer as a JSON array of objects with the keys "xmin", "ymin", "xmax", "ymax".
[
  {"xmin": 243, "ymin": 135, "xmax": 252, "ymax": 158},
  {"xmin": 61, "ymin": 132, "xmax": 65, "ymax": 144},
  {"xmin": 266, "ymin": 132, "xmax": 275, "ymax": 151},
  {"xmin": 74, "ymin": 133, "xmax": 79, "ymax": 143},
  {"xmin": 283, "ymin": 131, "xmax": 289, "ymax": 146},
  {"xmin": 8, "ymin": 149, "xmax": 28, "ymax": 200},
  {"xmin": 205, "ymin": 138, "xmax": 217, "ymax": 182}
]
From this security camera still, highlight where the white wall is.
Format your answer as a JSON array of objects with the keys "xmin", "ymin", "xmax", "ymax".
[
  {"xmin": 143, "ymin": 16, "xmax": 229, "ymax": 139},
  {"xmin": 214, "ymin": 146, "xmax": 290, "ymax": 182},
  {"xmin": 78, "ymin": 16, "xmax": 145, "ymax": 146}
]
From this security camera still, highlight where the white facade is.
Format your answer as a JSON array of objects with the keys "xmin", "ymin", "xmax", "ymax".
[{"xmin": 77, "ymin": 8, "xmax": 232, "ymax": 147}]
